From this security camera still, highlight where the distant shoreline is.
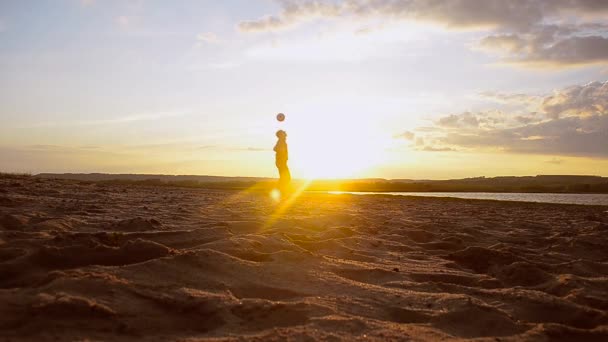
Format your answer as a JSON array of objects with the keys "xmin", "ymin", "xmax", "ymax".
[
  {"xmin": 322, "ymin": 191, "xmax": 608, "ymax": 206},
  {"xmin": 26, "ymin": 173, "xmax": 608, "ymax": 194}
]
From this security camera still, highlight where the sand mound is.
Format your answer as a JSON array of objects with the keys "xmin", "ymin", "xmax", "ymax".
[
  {"xmin": 31, "ymin": 292, "xmax": 116, "ymax": 318},
  {"xmin": 32, "ymin": 238, "xmax": 171, "ymax": 268},
  {"xmin": 0, "ymin": 214, "xmax": 28, "ymax": 231},
  {"xmin": 404, "ymin": 229, "xmax": 436, "ymax": 243},
  {"xmin": 111, "ymin": 217, "xmax": 162, "ymax": 232},
  {"xmin": 446, "ymin": 246, "xmax": 523, "ymax": 273},
  {"xmin": 31, "ymin": 217, "xmax": 76, "ymax": 232},
  {"xmin": 496, "ymin": 261, "xmax": 554, "ymax": 286},
  {"xmin": 0, "ymin": 196, "xmax": 18, "ymax": 207},
  {"xmin": 431, "ymin": 299, "xmax": 525, "ymax": 338},
  {"xmin": 0, "ymin": 175, "xmax": 607, "ymax": 340},
  {"xmin": 526, "ymin": 324, "xmax": 608, "ymax": 342}
]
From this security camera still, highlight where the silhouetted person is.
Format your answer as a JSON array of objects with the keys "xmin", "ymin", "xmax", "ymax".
[{"xmin": 274, "ymin": 130, "xmax": 291, "ymax": 192}]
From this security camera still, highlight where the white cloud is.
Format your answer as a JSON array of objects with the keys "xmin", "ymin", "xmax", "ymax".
[
  {"xmin": 79, "ymin": 0, "xmax": 95, "ymax": 7},
  {"xmin": 197, "ymin": 32, "xmax": 220, "ymax": 44},
  {"xmin": 438, "ymin": 114, "xmax": 608, "ymax": 157},
  {"xmin": 395, "ymin": 131, "xmax": 415, "ymax": 140},
  {"xmin": 415, "ymin": 81, "xmax": 608, "ymax": 157},
  {"xmin": 541, "ymin": 81, "xmax": 608, "ymax": 118},
  {"xmin": 116, "ymin": 15, "xmax": 131, "ymax": 28},
  {"xmin": 24, "ymin": 110, "xmax": 191, "ymax": 128},
  {"xmin": 238, "ymin": 0, "xmax": 608, "ymax": 67}
]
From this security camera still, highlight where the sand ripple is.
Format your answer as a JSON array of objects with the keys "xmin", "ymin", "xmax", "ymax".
[{"xmin": 1, "ymin": 175, "xmax": 607, "ymax": 341}]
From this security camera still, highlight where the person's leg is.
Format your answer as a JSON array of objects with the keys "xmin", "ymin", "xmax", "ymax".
[
  {"xmin": 284, "ymin": 165, "xmax": 291, "ymax": 183},
  {"xmin": 277, "ymin": 162, "xmax": 290, "ymax": 192},
  {"xmin": 276, "ymin": 161, "xmax": 284, "ymax": 188},
  {"xmin": 276, "ymin": 161, "xmax": 283, "ymax": 178}
]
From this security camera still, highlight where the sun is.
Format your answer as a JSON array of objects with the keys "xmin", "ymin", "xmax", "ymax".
[{"xmin": 282, "ymin": 114, "xmax": 389, "ymax": 179}]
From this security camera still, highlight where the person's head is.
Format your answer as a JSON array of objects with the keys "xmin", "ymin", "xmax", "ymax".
[{"xmin": 276, "ymin": 130, "xmax": 287, "ymax": 140}]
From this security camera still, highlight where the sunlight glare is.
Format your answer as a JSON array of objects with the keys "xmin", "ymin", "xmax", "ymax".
[
  {"xmin": 284, "ymin": 113, "xmax": 391, "ymax": 179},
  {"xmin": 270, "ymin": 188, "xmax": 281, "ymax": 202}
]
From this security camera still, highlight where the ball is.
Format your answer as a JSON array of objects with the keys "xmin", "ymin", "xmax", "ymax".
[{"xmin": 276, "ymin": 113, "xmax": 285, "ymax": 122}]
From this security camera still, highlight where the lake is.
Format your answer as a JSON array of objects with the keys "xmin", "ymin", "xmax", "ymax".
[{"xmin": 327, "ymin": 191, "xmax": 608, "ymax": 206}]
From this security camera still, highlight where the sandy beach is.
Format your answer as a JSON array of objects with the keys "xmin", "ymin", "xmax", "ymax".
[{"xmin": 1, "ymin": 174, "xmax": 608, "ymax": 341}]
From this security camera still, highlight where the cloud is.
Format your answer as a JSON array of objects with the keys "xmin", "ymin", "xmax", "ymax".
[
  {"xmin": 238, "ymin": 0, "xmax": 549, "ymax": 32},
  {"xmin": 480, "ymin": 81, "xmax": 607, "ymax": 119},
  {"xmin": 239, "ymin": 15, "xmax": 290, "ymax": 32},
  {"xmin": 439, "ymin": 114, "xmax": 608, "ymax": 157},
  {"xmin": 238, "ymin": 0, "xmax": 608, "ymax": 67},
  {"xmin": 227, "ymin": 147, "xmax": 268, "ymax": 152},
  {"xmin": 394, "ymin": 131, "xmax": 454, "ymax": 152},
  {"xmin": 436, "ymin": 111, "xmax": 508, "ymax": 130},
  {"xmin": 395, "ymin": 131, "xmax": 415, "ymax": 140},
  {"xmin": 437, "ymin": 112, "xmax": 480, "ymax": 128},
  {"xmin": 533, "ymin": 35, "xmax": 608, "ymax": 66},
  {"xmin": 25, "ymin": 110, "xmax": 191, "ymax": 128},
  {"xmin": 479, "ymin": 24, "xmax": 608, "ymax": 66},
  {"xmin": 116, "ymin": 15, "xmax": 131, "ymax": 28},
  {"xmin": 197, "ymin": 32, "xmax": 220, "ymax": 44},
  {"xmin": 79, "ymin": 0, "xmax": 95, "ymax": 7},
  {"xmin": 478, "ymin": 90, "xmax": 541, "ymax": 107},
  {"xmin": 514, "ymin": 114, "xmax": 543, "ymax": 125},
  {"xmin": 238, "ymin": 1, "xmax": 342, "ymax": 32},
  {"xmin": 541, "ymin": 81, "xmax": 608, "ymax": 119},
  {"xmin": 419, "ymin": 146, "xmax": 455, "ymax": 152},
  {"xmin": 478, "ymin": 34, "xmax": 527, "ymax": 53},
  {"xmin": 545, "ymin": 158, "xmax": 564, "ymax": 164},
  {"xmin": 27, "ymin": 145, "xmax": 66, "ymax": 151},
  {"xmin": 415, "ymin": 81, "xmax": 608, "ymax": 157}
]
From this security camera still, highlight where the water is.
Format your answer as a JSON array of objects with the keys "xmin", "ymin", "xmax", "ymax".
[{"xmin": 327, "ymin": 191, "xmax": 608, "ymax": 206}]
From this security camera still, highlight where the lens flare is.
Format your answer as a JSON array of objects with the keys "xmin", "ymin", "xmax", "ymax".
[{"xmin": 270, "ymin": 188, "xmax": 281, "ymax": 202}]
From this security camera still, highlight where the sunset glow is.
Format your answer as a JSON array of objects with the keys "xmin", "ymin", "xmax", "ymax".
[
  {"xmin": 284, "ymin": 114, "xmax": 390, "ymax": 179},
  {"xmin": 2, "ymin": 3, "xmax": 608, "ymax": 340},
  {"xmin": 0, "ymin": 1, "xmax": 607, "ymax": 179}
]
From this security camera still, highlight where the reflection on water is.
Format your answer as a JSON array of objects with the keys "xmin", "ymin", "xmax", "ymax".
[{"xmin": 328, "ymin": 191, "xmax": 608, "ymax": 206}]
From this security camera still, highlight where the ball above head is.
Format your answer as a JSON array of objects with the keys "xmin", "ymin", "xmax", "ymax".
[{"xmin": 276, "ymin": 113, "xmax": 286, "ymax": 122}]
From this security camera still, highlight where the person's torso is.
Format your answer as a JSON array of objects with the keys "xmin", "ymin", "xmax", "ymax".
[{"xmin": 275, "ymin": 141, "xmax": 288, "ymax": 161}]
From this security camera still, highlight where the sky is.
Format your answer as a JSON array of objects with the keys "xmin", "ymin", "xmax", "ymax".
[{"xmin": 1, "ymin": 0, "xmax": 607, "ymax": 179}]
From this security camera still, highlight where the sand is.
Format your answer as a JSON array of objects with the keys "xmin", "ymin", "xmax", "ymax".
[{"xmin": 1, "ymin": 175, "xmax": 607, "ymax": 341}]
